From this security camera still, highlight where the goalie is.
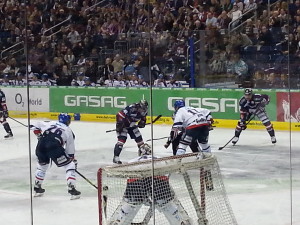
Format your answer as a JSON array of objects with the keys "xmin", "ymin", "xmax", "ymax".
[{"xmin": 107, "ymin": 143, "xmax": 193, "ymax": 225}]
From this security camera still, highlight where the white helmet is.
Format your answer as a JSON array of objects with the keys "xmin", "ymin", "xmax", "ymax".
[{"xmin": 138, "ymin": 143, "xmax": 152, "ymax": 156}]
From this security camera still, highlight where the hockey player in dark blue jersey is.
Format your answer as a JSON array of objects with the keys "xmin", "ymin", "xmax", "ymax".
[
  {"xmin": 113, "ymin": 99, "xmax": 148, "ymax": 164},
  {"xmin": 0, "ymin": 89, "xmax": 13, "ymax": 139},
  {"xmin": 232, "ymin": 88, "xmax": 276, "ymax": 145}
]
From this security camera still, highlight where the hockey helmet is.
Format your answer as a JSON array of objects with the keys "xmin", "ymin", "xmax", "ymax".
[
  {"xmin": 138, "ymin": 143, "xmax": 152, "ymax": 156},
  {"xmin": 58, "ymin": 113, "xmax": 71, "ymax": 125},
  {"xmin": 174, "ymin": 99, "xmax": 185, "ymax": 110},
  {"xmin": 244, "ymin": 88, "xmax": 253, "ymax": 95},
  {"xmin": 139, "ymin": 99, "xmax": 148, "ymax": 110}
]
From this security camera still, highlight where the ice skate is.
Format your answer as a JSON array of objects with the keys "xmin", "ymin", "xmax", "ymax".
[
  {"xmin": 232, "ymin": 137, "xmax": 239, "ymax": 145},
  {"xmin": 68, "ymin": 185, "xmax": 81, "ymax": 200},
  {"xmin": 271, "ymin": 136, "xmax": 276, "ymax": 144},
  {"xmin": 4, "ymin": 132, "xmax": 13, "ymax": 139},
  {"xmin": 113, "ymin": 156, "xmax": 122, "ymax": 164},
  {"xmin": 34, "ymin": 185, "xmax": 45, "ymax": 197}
]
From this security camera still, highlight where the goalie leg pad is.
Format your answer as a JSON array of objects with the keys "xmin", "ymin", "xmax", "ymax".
[
  {"xmin": 158, "ymin": 199, "xmax": 192, "ymax": 225},
  {"xmin": 108, "ymin": 201, "xmax": 142, "ymax": 225}
]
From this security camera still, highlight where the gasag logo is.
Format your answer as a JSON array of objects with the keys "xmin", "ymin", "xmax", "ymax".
[{"xmin": 64, "ymin": 95, "xmax": 127, "ymax": 108}]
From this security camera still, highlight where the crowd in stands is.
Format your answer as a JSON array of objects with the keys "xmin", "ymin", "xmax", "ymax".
[{"xmin": 0, "ymin": 0, "xmax": 299, "ymax": 89}]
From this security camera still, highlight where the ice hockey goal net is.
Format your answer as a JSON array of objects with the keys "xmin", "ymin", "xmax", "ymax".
[{"xmin": 97, "ymin": 153, "xmax": 237, "ymax": 225}]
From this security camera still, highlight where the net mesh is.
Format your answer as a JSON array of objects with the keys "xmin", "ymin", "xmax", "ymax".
[{"xmin": 98, "ymin": 153, "xmax": 238, "ymax": 225}]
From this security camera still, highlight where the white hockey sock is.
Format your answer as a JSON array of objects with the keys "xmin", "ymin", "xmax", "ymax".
[
  {"xmin": 35, "ymin": 164, "xmax": 49, "ymax": 186},
  {"xmin": 64, "ymin": 162, "xmax": 76, "ymax": 188}
]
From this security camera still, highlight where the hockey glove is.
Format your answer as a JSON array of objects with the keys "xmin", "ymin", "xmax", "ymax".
[
  {"xmin": 261, "ymin": 98, "xmax": 269, "ymax": 106},
  {"xmin": 238, "ymin": 120, "xmax": 247, "ymax": 130},
  {"xmin": 2, "ymin": 110, "xmax": 8, "ymax": 118},
  {"xmin": 170, "ymin": 127, "xmax": 180, "ymax": 141},
  {"xmin": 138, "ymin": 120, "xmax": 146, "ymax": 128},
  {"xmin": 73, "ymin": 159, "xmax": 78, "ymax": 169},
  {"xmin": 116, "ymin": 122, "xmax": 125, "ymax": 132},
  {"xmin": 33, "ymin": 128, "xmax": 43, "ymax": 139},
  {"xmin": 164, "ymin": 137, "xmax": 171, "ymax": 149}
]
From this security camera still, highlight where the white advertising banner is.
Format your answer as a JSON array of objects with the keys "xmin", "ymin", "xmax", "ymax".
[{"xmin": 1, "ymin": 87, "xmax": 49, "ymax": 112}]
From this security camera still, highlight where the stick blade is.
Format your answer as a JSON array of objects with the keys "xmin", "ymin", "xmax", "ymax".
[{"xmin": 218, "ymin": 147, "xmax": 224, "ymax": 150}]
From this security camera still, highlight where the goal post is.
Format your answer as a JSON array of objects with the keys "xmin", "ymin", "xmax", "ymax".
[{"xmin": 97, "ymin": 153, "xmax": 238, "ymax": 225}]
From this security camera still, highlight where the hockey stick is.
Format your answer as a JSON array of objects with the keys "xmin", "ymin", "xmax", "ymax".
[
  {"xmin": 145, "ymin": 136, "xmax": 169, "ymax": 142},
  {"xmin": 8, "ymin": 116, "xmax": 28, "ymax": 127},
  {"xmin": 218, "ymin": 106, "xmax": 262, "ymax": 150},
  {"xmin": 106, "ymin": 114, "xmax": 162, "ymax": 133},
  {"xmin": 75, "ymin": 169, "xmax": 98, "ymax": 189}
]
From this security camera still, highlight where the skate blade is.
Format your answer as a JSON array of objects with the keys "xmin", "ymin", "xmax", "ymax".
[
  {"xmin": 4, "ymin": 137, "xmax": 13, "ymax": 140},
  {"xmin": 70, "ymin": 195, "xmax": 81, "ymax": 200},
  {"xmin": 34, "ymin": 193, "xmax": 44, "ymax": 197}
]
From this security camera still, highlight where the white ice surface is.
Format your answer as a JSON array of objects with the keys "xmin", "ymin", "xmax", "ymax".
[{"xmin": 0, "ymin": 119, "xmax": 300, "ymax": 225}]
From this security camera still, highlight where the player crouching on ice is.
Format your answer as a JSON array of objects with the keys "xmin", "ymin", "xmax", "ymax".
[
  {"xmin": 170, "ymin": 99, "xmax": 213, "ymax": 158},
  {"xmin": 232, "ymin": 88, "xmax": 276, "ymax": 145},
  {"xmin": 108, "ymin": 143, "xmax": 193, "ymax": 225},
  {"xmin": 30, "ymin": 113, "xmax": 81, "ymax": 200}
]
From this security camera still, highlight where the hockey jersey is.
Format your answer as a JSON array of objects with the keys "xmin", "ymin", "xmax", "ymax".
[
  {"xmin": 239, "ymin": 93, "xmax": 269, "ymax": 115},
  {"xmin": 173, "ymin": 107, "xmax": 211, "ymax": 130},
  {"xmin": 32, "ymin": 121, "xmax": 75, "ymax": 156}
]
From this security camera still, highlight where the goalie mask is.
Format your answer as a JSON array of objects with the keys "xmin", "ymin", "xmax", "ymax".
[{"xmin": 138, "ymin": 143, "xmax": 152, "ymax": 156}]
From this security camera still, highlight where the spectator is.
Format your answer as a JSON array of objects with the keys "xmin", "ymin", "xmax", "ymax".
[
  {"xmin": 257, "ymin": 26, "xmax": 274, "ymax": 46},
  {"xmin": 226, "ymin": 53, "xmax": 249, "ymax": 84},
  {"xmin": 217, "ymin": 11, "xmax": 232, "ymax": 30},
  {"xmin": 64, "ymin": 48, "xmax": 76, "ymax": 66},
  {"xmin": 67, "ymin": 26, "xmax": 81, "ymax": 45},
  {"xmin": 228, "ymin": 5, "xmax": 242, "ymax": 29},
  {"xmin": 112, "ymin": 54, "xmax": 125, "ymax": 73},
  {"xmin": 205, "ymin": 12, "xmax": 218, "ymax": 28}
]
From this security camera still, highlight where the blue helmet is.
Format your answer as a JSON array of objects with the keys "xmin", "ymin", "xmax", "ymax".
[
  {"xmin": 174, "ymin": 100, "xmax": 185, "ymax": 110},
  {"xmin": 58, "ymin": 113, "xmax": 71, "ymax": 125}
]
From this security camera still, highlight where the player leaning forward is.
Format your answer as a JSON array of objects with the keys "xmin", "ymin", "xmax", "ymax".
[
  {"xmin": 113, "ymin": 99, "xmax": 148, "ymax": 164},
  {"xmin": 171, "ymin": 99, "xmax": 213, "ymax": 156},
  {"xmin": 232, "ymin": 88, "xmax": 276, "ymax": 145},
  {"xmin": 31, "ymin": 113, "xmax": 81, "ymax": 200},
  {"xmin": 108, "ymin": 143, "xmax": 193, "ymax": 225}
]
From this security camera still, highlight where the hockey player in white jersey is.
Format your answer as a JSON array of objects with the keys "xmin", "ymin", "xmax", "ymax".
[
  {"xmin": 108, "ymin": 143, "xmax": 193, "ymax": 225},
  {"xmin": 31, "ymin": 113, "xmax": 81, "ymax": 200},
  {"xmin": 171, "ymin": 100, "xmax": 213, "ymax": 157}
]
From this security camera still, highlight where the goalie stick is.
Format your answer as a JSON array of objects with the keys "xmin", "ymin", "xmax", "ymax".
[{"xmin": 106, "ymin": 115, "xmax": 162, "ymax": 133}]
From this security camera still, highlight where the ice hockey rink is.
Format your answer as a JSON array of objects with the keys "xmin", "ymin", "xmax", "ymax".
[{"xmin": 1, "ymin": 118, "xmax": 299, "ymax": 225}]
